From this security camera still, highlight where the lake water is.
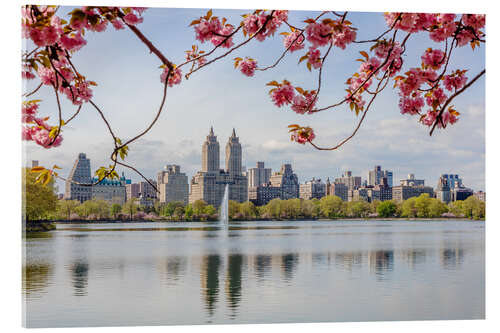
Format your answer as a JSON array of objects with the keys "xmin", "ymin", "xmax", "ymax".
[{"xmin": 22, "ymin": 220, "xmax": 485, "ymax": 327}]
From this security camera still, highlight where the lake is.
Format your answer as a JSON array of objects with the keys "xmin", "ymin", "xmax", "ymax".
[{"xmin": 22, "ymin": 220, "xmax": 485, "ymax": 327}]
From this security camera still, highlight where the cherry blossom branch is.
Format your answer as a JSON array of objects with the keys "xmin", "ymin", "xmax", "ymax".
[
  {"xmin": 311, "ymin": 29, "xmax": 406, "ymax": 113},
  {"xmin": 257, "ymin": 11, "xmax": 329, "ymax": 71},
  {"xmin": 23, "ymin": 83, "xmax": 43, "ymax": 98},
  {"xmin": 64, "ymin": 105, "xmax": 83, "ymax": 125},
  {"xmin": 185, "ymin": 10, "xmax": 276, "ymax": 79},
  {"xmin": 354, "ymin": 13, "xmax": 402, "ymax": 43},
  {"xmin": 177, "ymin": 25, "xmax": 243, "ymax": 69},
  {"xmin": 429, "ymin": 68, "xmax": 485, "ymax": 135},
  {"xmin": 309, "ymin": 71, "xmax": 390, "ymax": 150},
  {"xmin": 307, "ymin": 42, "xmax": 333, "ymax": 111}
]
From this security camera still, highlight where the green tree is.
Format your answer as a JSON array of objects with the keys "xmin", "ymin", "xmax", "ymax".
[
  {"xmin": 56, "ymin": 199, "xmax": 80, "ymax": 220},
  {"xmin": 401, "ymin": 197, "xmax": 417, "ymax": 218},
  {"xmin": 319, "ymin": 195, "xmax": 344, "ymax": 218},
  {"xmin": 347, "ymin": 200, "xmax": 371, "ymax": 217},
  {"xmin": 266, "ymin": 198, "xmax": 282, "ymax": 219},
  {"xmin": 193, "ymin": 199, "xmax": 207, "ymax": 216},
  {"xmin": 204, "ymin": 204, "xmax": 216, "ymax": 216},
  {"xmin": 415, "ymin": 194, "xmax": 432, "ymax": 217},
  {"xmin": 228, "ymin": 200, "xmax": 240, "ymax": 220},
  {"xmin": 184, "ymin": 204, "xmax": 194, "ymax": 220},
  {"xmin": 428, "ymin": 199, "xmax": 448, "ymax": 217},
  {"xmin": 240, "ymin": 201, "xmax": 258, "ymax": 219},
  {"xmin": 110, "ymin": 203, "xmax": 122, "ymax": 219},
  {"xmin": 173, "ymin": 206, "xmax": 186, "ymax": 220},
  {"xmin": 461, "ymin": 196, "xmax": 485, "ymax": 219},
  {"xmin": 377, "ymin": 201, "xmax": 397, "ymax": 218},
  {"xmin": 22, "ymin": 168, "xmax": 58, "ymax": 221},
  {"xmin": 122, "ymin": 199, "xmax": 137, "ymax": 220}
]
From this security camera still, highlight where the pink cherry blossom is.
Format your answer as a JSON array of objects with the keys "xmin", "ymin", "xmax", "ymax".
[
  {"xmin": 283, "ymin": 31, "xmax": 305, "ymax": 52},
  {"xmin": 160, "ymin": 67, "xmax": 182, "ymax": 87},
  {"xmin": 331, "ymin": 25, "xmax": 356, "ymax": 49},
  {"xmin": 111, "ymin": 19, "xmax": 125, "ymax": 30},
  {"xmin": 421, "ymin": 110, "xmax": 437, "ymax": 126},
  {"xmin": 271, "ymin": 83, "xmax": 295, "ymax": 107},
  {"xmin": 60, "ymin": 32, "xmax": 87, "ymax": 52},
  {"xmin": 238, "ymin": 58, "xmax": 257, "ymax": 77},
  {"xmin": 37, "ymin": 67, "xmax": 56, "ymax": 85},
  {"xmin": 210, "ymin": 24, "xmax": 234, "ymax": 48},
  {"xmin": 123, "ymin": 13, "xmax": 143, "ymax": 25},
  {"xmin": 359, "ymin": 57, "xmax": 381, "ymax": 74},
  {"xmin": 462, "ymin": 14, "xmax": 485, "ymax": 30},
  {"xmin": 305, "ymin": 22, "xmax": 332, "ymax": 48},
  {"xmin": 291, "ymin": 92, "xmax": 317, "ymax": 114},
  {"xmin": 456, "ymin": 28, "xmax": 475, "ymax": 46},
  {"xmin": 425, "ymin": 87, "xmax": 447, "ymax": 107},
  {"xmin": 443, "ymin": 71, "xmax": 468, "ymax": 91},
  {"xmin": 421, "ymin": 48, "xmax": 445, "ymax": 70},
  {"xmin": 291, "ymin": 127, "xmax": 315, "ymax": 144},
  {"xmin": 399, "ymin": 96, "xmax": 425, "ymax": 115},
  {"xmin": 307, "ymin": 48, "xmax": 322, "ymax": 69}
]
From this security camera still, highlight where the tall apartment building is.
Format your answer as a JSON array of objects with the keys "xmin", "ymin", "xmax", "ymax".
[
  {"xmin": 326, "ymin": 178, "xmax": 348, "ymax": 201},
  {"xmin": 299, "ymin": 178, "xmax": 326, "ymax": 200},
  {"xmin": 248, "ymin": 162, "xmax": 272, "ymax": 188},
  {"xmin": 269, "ymin": 164, "xmax": 300, "ymax": 200},
  {"xmin": 65, "ymin": 153, "xmax": 92, "ymax": 203},
  {"xmin": 157, "ymin": 165, "xmax": 189, "ymax": 205},
  {"xmin": 368, "ymin": 165, "xmax": 393, "ymax": 187},
  {"xmin": 435, "ymin": 175, "xmax": 452, "ymax": 203},
  {"xmin": 335, "ymin": 171, "xmax": 362, "ymax": 190},
  {"xmin": 189, "ymin": 128, "xmax": 248, "ymax": 207}
]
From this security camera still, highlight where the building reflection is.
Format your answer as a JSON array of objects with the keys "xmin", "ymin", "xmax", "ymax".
[
  {"xmin": 254, "ymin": 254, "xmax": 272, "ymax": 280},
  {"xmin": 403, "ymin": 249, "xmax": 427, "ymax": 269},
  {"xmin": 441, "ymin": 247, "xmax": 464, "ymax": 270},
  {"xmin": 369, "ymin": 250, "xmax": 394, "ymax": 279},
  {"xmin": 200, "ymin": 254, "xmax": 221, "ymax": 316},
  {"xmin": 70, "ymin": 260, "xmax": 89, "ymax": 296},
  {"xmin": 334, "ymin": 251, "xmax": 363, "ymax": 271},
  {"xmin": 225, "ymin": 254, "xmax": 243, "ymax": 318},
  {"xmin": 281, "ymin": 253, "xmax": 299, "ymax": 282}
]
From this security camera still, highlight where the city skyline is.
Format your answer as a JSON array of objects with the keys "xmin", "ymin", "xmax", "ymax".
[{"xmin": 23, "ymin": 7, "xmax": 485, "ymax": 193}]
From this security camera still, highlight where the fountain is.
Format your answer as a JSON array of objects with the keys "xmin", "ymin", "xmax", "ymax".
[{"xmin": 219, "ymin": 184, "xmax": 229, "ymax": 228}]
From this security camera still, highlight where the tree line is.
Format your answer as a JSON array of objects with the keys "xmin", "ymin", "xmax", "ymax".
[{"xmin": 23, "ymin": 167, "xmax": 485, "ymax": 222}]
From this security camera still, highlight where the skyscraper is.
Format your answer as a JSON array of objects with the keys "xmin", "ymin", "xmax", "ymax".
[
  {"xmin": 202, "ymin": 126, "xmax": 220, "ymax": 173},
  {"xmin": 226, "ymin": 128, "xmax": 242, "ymax": 175},
  {"xmin": 248, "ymin": 162, "xmax": 272, "ymax": 188},
  {"xmin": 157, "ymin": 165, "xmax": 189, "ymax": 205},
  {"xmin": 190, "ymin": 128, "xmax": 248, "ymax": 207},
  {"xmin": 65, "ymin": 153, "xmax": 92, "ymax": 203}
]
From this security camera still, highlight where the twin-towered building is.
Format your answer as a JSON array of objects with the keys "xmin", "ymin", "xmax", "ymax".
[{"xmin": 189, "ymin": 127, "xmax": 248, "ymax": 207}]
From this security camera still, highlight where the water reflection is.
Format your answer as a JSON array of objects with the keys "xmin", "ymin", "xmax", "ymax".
[
  {"xmin": 23, "ymin": 221, "xmax": 484, "ymax": 327},
  {"xmin": 225, "ymin": 254, "xmax": 243, "ymax": 318},
  {"xmin": 254, "ymin": 254, "xmax": 272, "ymax": 280},
  {"xmin": 70, "ymin": 260, "xmax": 89, "ymax": 296},
  {"xmin": 201, "ymin": 255, "xmax": 220, "ymax": 316},
  {"xmin": 441, "ymin": 248, "xmax": 464, "ymax": 270},
  {"xmin": 369, "ymin": 250, "xmax": 394, "ymax": 279},
  {"xmin": 23, "ymin": 262, "xmax": 53, "ymax": 298}
]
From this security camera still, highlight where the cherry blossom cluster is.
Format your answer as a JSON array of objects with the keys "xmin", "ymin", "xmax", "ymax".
[
  {"xmin": 267, "ymin": 80, "xmax": 318, "ymax": 115},
  {"xmin": 305, "ymin": 18, "xmax": 356, "ymax": 50},
  {"xmin": 191, "ymin": 10, "xmax": 235, "ymax": 48},
  {"xmin": 22, "ymin": 101, "xmax": 62, "ymax": 148},
  {"xmin": 234, "ymin": 57, "xmax": 257, "ymax": 77},
  {"xmin": 160, "ymin": 66, "xmax": 182, "ymax": 87},
  {"xmin": 288, "ymin": 125, "xmax": 316, "ymax": 144},
  {"xmin": 185, "ymin": 45, "xmax": 207, "ymax": 67},
  {"xmin": 241, "ymin": 10, "xmax": 288, "ymax": 41},
  {"xmin": 383, "ymin": 12, "xmax": 485, "ymax": 47},
  {"xmin": 22, "ymin": 5, "xmax": 147, "ymax": 149},
  {"xmin": 282, "ymin": 30, "xmax": 305, "ymax": 52}
]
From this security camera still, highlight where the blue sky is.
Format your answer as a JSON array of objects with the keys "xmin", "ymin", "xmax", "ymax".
[{"xmin": 23, "ymin": 7, "xmax": 486, "ymax": 193}]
